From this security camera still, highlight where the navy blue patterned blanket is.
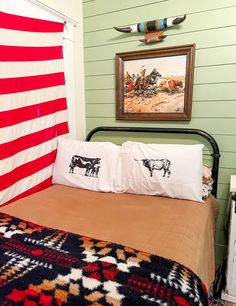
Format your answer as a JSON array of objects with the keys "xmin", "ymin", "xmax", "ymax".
[{"xmin": 0, "ymin": 212, "xmax": 208, "ymax": 305}]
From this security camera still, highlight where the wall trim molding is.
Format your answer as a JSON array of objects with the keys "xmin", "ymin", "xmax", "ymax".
[{"xmin": 24, "ymin": 0, "xmax": 78, "ymax": 26}]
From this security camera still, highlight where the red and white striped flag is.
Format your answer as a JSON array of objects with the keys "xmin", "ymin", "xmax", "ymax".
[{"xmin": 0, "ymin": 11, "xmax": 69, "ymax": 206}]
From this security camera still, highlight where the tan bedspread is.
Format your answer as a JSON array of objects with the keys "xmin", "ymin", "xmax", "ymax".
[{"xmin": 0, "ymin": 184, "xmax": 218, "ymax": 288}]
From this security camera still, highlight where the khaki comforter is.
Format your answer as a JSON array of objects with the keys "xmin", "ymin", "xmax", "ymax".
[{"xmin": 0, "ymin": 184, "xmax": 218, "ymax": 288}]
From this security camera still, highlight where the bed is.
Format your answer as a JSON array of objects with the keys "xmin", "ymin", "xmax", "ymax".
[{"xmin": 0, "ymin": 126, "xmax": 220, "ymax": 305}]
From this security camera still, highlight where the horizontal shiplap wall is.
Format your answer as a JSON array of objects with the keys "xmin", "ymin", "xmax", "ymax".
[{"xmin": 83, "ymin": 0, "xmax": 236, "ymax": 265}]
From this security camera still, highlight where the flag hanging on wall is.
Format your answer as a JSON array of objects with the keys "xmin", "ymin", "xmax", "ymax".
[{"xmin": 0, "ymin": 11, "xmax": 69, "ymax": 206}]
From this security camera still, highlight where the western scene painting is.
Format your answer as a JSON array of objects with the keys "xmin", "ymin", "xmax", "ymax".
[
  {"xmin": 124, "ymin": 55, "xmax": 186, "ymax": 114},
  {"xmin": 116, "ymin": 45, "xmax": 195, "ymax": 120}
]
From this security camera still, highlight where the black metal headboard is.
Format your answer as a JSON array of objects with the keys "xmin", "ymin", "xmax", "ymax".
[{"xmin": 86, "ymin": 126, "xmax": 220, "ymax": 197}]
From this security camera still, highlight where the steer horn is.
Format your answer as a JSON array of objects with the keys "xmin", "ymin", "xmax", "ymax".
[{"xmin": 114, "ymin": 14, "xmax": 186, "ymax": 33}]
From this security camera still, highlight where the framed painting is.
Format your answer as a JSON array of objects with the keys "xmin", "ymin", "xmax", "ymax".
[{"xmin": 116, "ymin": 44, "xmax": 195, "ymax": 121}]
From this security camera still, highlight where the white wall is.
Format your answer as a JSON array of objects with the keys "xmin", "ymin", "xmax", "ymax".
[{"xmin": 39, "ymin": 0, "xmax": 86, "ymax": 140}]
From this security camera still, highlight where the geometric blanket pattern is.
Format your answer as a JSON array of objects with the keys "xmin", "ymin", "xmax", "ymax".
[{"xmin": 0, "ymin": 212, "xmax": 208, "ymax": 305}]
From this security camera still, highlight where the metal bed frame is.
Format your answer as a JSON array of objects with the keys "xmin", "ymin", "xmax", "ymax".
[{"xmin": 86, "ymin": 126, "xmax": 220, "ymax": 197}]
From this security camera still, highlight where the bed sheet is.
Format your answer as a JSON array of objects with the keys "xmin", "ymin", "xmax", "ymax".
[{"xmin": 0, "ymin": 184, "xmax": 218, "ymax": 288}]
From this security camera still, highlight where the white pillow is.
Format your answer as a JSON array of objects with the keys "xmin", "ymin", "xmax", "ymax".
[
  {"xmin": 115, "ymin": 141, "xmax": 204, "ymax": 202},
  {"xmin": 52, "ymin": 138, "xmax": 120, "ymax": 192}
]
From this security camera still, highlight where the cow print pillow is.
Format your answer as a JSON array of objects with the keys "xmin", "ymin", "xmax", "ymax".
[
  {"xmin": 52, "ymin": 138, "xmax": 120, "ymax": 192},
  {"xmin": 115, "ymin": 141, "xmax": 204, "ymax": 203}
]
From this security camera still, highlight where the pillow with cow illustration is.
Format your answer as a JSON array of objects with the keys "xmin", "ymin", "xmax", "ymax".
[
  {"xmin": 52, "ymin": 137, "xmax": 120, "ymax": 192},
  {"xmin": 115, "ymin": 141, "xmax": 204, "ymax": 202}
]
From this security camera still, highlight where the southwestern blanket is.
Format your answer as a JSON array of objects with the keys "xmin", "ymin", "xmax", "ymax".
[{"xmin": 0, "ymin": 212, "xmax": 208, "ymax": 305}]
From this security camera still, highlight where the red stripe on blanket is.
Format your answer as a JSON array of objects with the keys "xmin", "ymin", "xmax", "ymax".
[
  {"xmin": 0, "ymin": 177, "xmax": 52, "ymax": 207},
  {"xmin": 0, "ymin": 46, "xmax": 63, "ymax": 62},
  {"xmin": 0, "ymin": 150, "xmax": 57, "ymax": 191},
  {"xmin": 0, "ymin": 122, "xmax": 68, "ymax": 159},
  {"xmin": 0, "ymin": 98, "xmax": 67, "ymax": 128},
  {"xmin": 0, "ymin": 11, "xmax": 64, "ymax": 32},
  {"xmin": 0, "ymin": 72, "xmax": 65, "ymax": 94}
]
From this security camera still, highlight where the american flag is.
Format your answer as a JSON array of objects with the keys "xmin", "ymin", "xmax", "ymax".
[{"xmin": 0, "ymin": 11, "xmax": 69, "ymax": 206}]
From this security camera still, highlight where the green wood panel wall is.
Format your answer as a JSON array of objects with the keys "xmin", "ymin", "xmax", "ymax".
[{"xmin": 83, "ymin": 0, "xmax": 236, "ymax": 266}]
